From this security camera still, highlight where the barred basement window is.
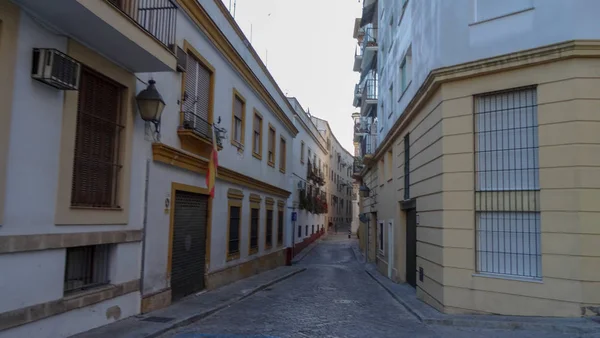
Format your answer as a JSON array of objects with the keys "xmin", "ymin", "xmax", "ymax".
[
  {"xmin": 71, "ymin": 67, "xmax": 124, "ymax": 208},
  {"xmin": 475, "ymin": 86, "xmax": 541, "ymax": 279},
  {"xmin": 298, "ymin": 225, "xmax": 302, "ymax": 238},
  {"xmin": 64, "ymin": 245, "xmax": 110, "ymax": 294}
]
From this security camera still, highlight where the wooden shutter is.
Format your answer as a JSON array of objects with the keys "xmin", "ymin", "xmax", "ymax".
[
  {"xmin": 71, "ymin": 67, "xmax": 123, "ymax": 208},
  {"xmin": 234, "ymin": 96, "xmax": 243, "ymax": 120},
  {"xmin": 253, "ymin": 114, "xmax": 261, "ymax": 133},
  {"xmin": 229, "ymin": 206, "xmax": 240, "ymax": 255},
  {"xmin": 196, "ymin": 62, "xmax": 211, "ymax": 121},
  {"xmin": 183, "ymin": 55, "xmax": 197, "ymax": 116}
]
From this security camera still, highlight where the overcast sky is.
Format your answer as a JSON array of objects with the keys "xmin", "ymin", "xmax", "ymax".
[{"xmin": 221, "ymin": 0, "xmax": 362, "ymax": 152}]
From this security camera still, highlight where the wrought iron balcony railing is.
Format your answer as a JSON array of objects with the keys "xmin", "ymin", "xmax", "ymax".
[
  {"xmin": 362, "ymin": 76, "xmax": 378, "ymax": 102},
  {"xmin": 107, "ymin": 0, "xmax": 177, "ymax": 48},
  {"xmin": 180, "ymin": 111, "xmax": 213, "ymax": 141}
]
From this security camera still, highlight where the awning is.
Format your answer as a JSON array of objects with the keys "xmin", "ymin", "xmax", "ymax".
[{"xmin": 360, "ymin": 1, "xmax": 377, "ymax": 27}]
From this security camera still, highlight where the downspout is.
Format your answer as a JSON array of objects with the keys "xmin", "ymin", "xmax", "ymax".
[{"xmin": 139, "ymin": 159, "xmax": 150, "ymax": 298}]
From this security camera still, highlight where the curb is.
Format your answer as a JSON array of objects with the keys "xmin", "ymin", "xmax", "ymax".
[
  {"xmin": 291, "ymin": 239, "xmax": 321, "ymax": 264},
  {"xmin": 146, "ymin": 268, "xmax": 307, "ymax": 338},
  {"xmin": 365, "ymin": 269, "xmax": 600, "ymax": 335},
  {"xmin": 365, "ymin": 270, "xmax": 424, "ymax": 322}
]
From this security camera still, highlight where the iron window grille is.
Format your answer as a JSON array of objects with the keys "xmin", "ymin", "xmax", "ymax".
[
  {"xmin": 64, "ymin": 245, "xmax": 110, "ymax": 294},
  {"xmin": 277, "ymin": 210, "xmax": 284, "ymax": 245},
  {"xmin": 475, "ymin": 86, "xmax": 541, "ymax": 279},
  {"xmin": 182, "ymin": 53, "xmax": 212, "ymax": 140},
  {"xmin": 298, "ymin": 225, "xmax": 302, "ymax": 238},
  {"xmin": 250, "ymin": 208, "xmax": 259, "ymax": 252},
  {"xmin": 228, "ymin": 206, "xmax": 241, "ymax": 256},
  {"xmin": 266, "ymin": 210, "xmax": 274, "ymax": 247},
  {"xmin": 71, "ymin": 67, "xmax": 124, "ymax": 208}
]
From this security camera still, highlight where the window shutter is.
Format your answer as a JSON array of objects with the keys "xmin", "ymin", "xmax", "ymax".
[
  {"xmin": 197, "ymin": 62, "xmax": 211, "ymax": 121},
  {"xmin": 234, "ymin": 96, "xmax": 243, "ymax": 119},
  {"xmin": 71, "ymin": 68, "xmax": 123, "ymax": 208},
  {"xmin": 253, "ymin": 114, "xmax": 260, "ymax": 133},
  {"xmin": 183, "ymin": 55, "xmax": 198, "ymax": 115}
]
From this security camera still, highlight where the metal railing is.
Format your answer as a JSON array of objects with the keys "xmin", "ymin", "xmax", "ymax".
[
  {"xmin": 362, "ymin": 75, "xmax": 378, "ymax": 102},
  {"xmin": 107, "ymin": 0, "xmax": 177, "ymax": 48},
  {"xmin": 180, "ymin": 111, "xmax": 213, "ymax": 141},
  {"xmin": 360, "ymin": 133, "xmax": 378, "ymax": 156},
  {"xmin": 363, "ymin": 25, "xmax": 378, "ymax": 48}
]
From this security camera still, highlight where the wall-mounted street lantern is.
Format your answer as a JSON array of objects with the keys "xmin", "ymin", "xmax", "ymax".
[{"xmin": 136, "ymin": 80, "xmax": 166, "ymax": 137}]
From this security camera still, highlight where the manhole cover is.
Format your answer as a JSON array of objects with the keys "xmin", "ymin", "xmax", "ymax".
[
  {"xmin": 142, "ymin": 316, "xmax": 175, "ymax": 323},
  {"xmin": 318, "ymin": 286, "xmax": 337, "ymax": 291},
  {"xmin": 333, "ymin": 299, "xmax": 355, "ymax": 304}
]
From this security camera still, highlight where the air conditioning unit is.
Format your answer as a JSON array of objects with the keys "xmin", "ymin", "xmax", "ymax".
[
  {"xmin": 297, "ymin": 180, "xmax": 306, "ymax": 190},
  {"xmin": 31, "ymin": 48, "xmax": 81, "ymax": 90}
]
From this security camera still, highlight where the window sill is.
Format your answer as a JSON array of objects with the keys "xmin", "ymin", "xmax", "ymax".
[
  {"xmin": 64, "ymin": 283, "xmax": 113, "ymax": 299},
  {"xmin": 252, "ymin": 152, "xmax": 262, "ymax": 161},
  {"xmin": 387, "ymin": 178, "xmax": 393, "ymax": 183},
  {"xmin": 70, "ymin": 206, "xmax": 123, "ymax": 211},
  {"xmin": 226, "ymin": 252, "xmax": 240, "ymax": 262},
  {"xmin": 279, "ymin": 168, "xmax": 286, "ymax": 174},
  {"xmin": 249, "ymin": 248, "xmax": 258, "ymax": 256},
  {"xmin": 472, "ymin": 273, "xmax": 543, "ymax": 284},
  {"xmin": 265, "ymin": 244, "xmax": 272, "ymax": 251},
  {"xmin": 469, "ymin": 7, "xmax": 534, "ymax": 26},
  {"xmin": 231, "ymin": 140, "xmax": 244, "ymax": 151},
  {"xmin": 397, "ymin": 81, "xmax": 412, "ymax": 103},
  {"xmin": 267, "ymin": 161, "xmax": 275, "ymax": 168}
]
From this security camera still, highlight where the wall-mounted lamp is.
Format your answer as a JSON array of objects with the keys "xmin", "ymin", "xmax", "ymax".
[{"xmin": 136, "ymin": 80, "xmax": 166, "ymax": 137}]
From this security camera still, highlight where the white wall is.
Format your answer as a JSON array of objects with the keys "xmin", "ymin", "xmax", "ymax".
[
  {"xmin": 0, "ymin": 292, "xmax": 140, "ymax": 338},
  {"xmin": 377, "ymin": 0, "xmax": 600, "ymax": 142}
]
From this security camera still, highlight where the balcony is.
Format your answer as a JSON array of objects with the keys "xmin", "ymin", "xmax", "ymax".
[
  {"xmin": 353, "ymin": 83, "xmax": 362, "ymax": 107},
  {"xmin": 178, "ymin": 111, "xmax": 222, "ymax": 159},
  {"xmin": 353, "ymin": 45, "xmax": 363, "ymax": 72},
  {"xmin": 360, "ymin": 133, "xmax": 378, "ymax": 164},
  {"xmin": 360, "ymin": 75, "xmax": 378, "ymax": 116},
  {"xmin": 360, "ymin": 24, "xmax": 378, "ymax": 72},
  {"xmin": 13, "ymin": 0, "xmax": 177, "ymax": 72}
]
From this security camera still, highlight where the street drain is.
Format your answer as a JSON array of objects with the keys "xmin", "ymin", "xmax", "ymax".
[{"xmin": 142, "ymin": 316, "xmax": 175, "ymax": 323}]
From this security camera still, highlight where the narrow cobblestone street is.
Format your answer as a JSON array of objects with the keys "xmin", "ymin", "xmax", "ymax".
[{"xmin": 158, "ymin": 232, "xmax": 591, "ymax": 338}]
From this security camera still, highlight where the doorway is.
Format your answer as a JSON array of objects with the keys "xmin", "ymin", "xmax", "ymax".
[
  {"xmin": 405, "ymin": 208, "xmax": 417, "ymax": 287},
  {"xmin": 171, "ymin": 190, "xmax": 209, "ymax": 301}
]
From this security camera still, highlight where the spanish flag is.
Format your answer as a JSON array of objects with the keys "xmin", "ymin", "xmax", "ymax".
[{"xmin": 206, "ymin": 127, "xmax": 218, "ymax": 198}]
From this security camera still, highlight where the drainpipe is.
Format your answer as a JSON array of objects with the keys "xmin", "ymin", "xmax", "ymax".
[{"xmin": 139, "ymin": 159, "xmax": 150, "ymax": 297}]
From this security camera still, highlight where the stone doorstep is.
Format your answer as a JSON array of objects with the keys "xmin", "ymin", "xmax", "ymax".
[
  {"xmin": 73, "ymin": 267, "xmax": 306, "ymax": 338},
  {"xmin": 363, "ymin": 265, "xmax": 600, "ymax": 335}
]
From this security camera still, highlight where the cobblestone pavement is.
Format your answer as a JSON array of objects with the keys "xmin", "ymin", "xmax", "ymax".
[{"xmin": 159, "ymin": 232, "xmax": 589, "ymax": 338}]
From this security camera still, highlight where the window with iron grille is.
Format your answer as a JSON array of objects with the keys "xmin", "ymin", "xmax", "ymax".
[
  {"xmin": 279, "ymin": 137, "xmax": 287, "ymax": 173},
  {"xmin": 312, "ymin": 224, "xmax": 314, "ymax": 234},
  {"xmin": 250, "ymin": 208, "xmax": 259, "ymax": 253},
  {"xmin": 71, "ymin": 67, "xmax": 124, "ymax": 208},
  {"xmin": 404, "ymin": 134, "xmax": 410, "ymax": 200},
  {"xmin": 182, "ymin": 54, "xmax": 212, "ymax": 140},
  {"xmin": 252, "ymin": 112, "xmax": 262, "ymax": 158},
  {"xmin": 228, "ymin": 205, "xmax": 241, "ymax": 258},
  {"xmin": 232, "ymin": 92, "xmax": 245, "ymax": 146},
  {"xmin": 266, "ymin": 210, "xmax": 273, "ymax": 248},
  {"xmin": 475, "ymin": 86, "xmax": 541, "ymax": 279},
  {"xmin": 64, "ymin": 245, "xmax": 110, "ymax": 294},
  {"xmin": 298, "ymin": 225, "xmax": 302, "ymax": 238},
  {"xmin": 277, "ymin": 210, "xmax": 284, "ymax": 246},
  {"xmin": 268, "ymin": 125, "xmax": 276, "ymax": 166},
  {"xmin": 305, "ymin": 225, "xmax": 308, "ymax": 236}
]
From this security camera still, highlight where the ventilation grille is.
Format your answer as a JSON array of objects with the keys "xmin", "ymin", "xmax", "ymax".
[{"xmin": 31, "ymin": 48, "xmax": 81, "ymax": 90}]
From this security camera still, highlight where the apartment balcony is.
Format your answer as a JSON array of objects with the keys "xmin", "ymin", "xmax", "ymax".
[
  {"xmin": 353, "ymin": 45, "xmax": 363, "ymax": 72},
  {"xmin": 360, "ymin": 133, "xmax": 377, "ymax": 164},
  {"xmin": 14, "ymin": 0, "xmax": 177, "ymax": 72},
  {"xmin": 360, "ymin": 75, "xmax": 378, "ymax": 116},
  {"xmin": 360, "ymin": 24, "xmax": 378, "ymax": 72},
  {"xmin": 353, "ymin": 83, "xmax": 363, "ymax": 107}
]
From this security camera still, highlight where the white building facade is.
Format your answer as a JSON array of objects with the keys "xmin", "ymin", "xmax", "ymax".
[
  {"xmin": 287, "ymin": 98, "xmax": 329, "ymax": 249},
  {"xmin": 0, "ymin": 0, "xmax": 300, "ymax": 336}
]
